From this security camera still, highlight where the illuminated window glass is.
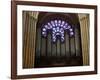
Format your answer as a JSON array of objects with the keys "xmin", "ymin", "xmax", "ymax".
[{"xmin": 42, "ymin": 20, "xmax": 74, "ymax": 42}]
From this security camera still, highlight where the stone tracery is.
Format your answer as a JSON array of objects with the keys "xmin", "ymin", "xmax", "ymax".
[{"xmin": 42, "ymin": 19, "xmax": 74, "ymax": 42}]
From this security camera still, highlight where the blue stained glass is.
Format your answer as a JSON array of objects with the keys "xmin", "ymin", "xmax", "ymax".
[
  {"xmin": 58, "ymin": 20, "xmax": 61, "ymax": 24},
  {"xmin": 43, "ymin": 28, "xmax": 46, "ymax": 31},
  {"xmin": 53, "ymin": 28, "xmax": 56, "ymax": 30},
  {"xmin": 55, "ymin": 23, "xmax": 57, "ymax": 26},
  {"xmin": 70, "ymin": 32, "xmax": 74, "ymax": 35},
  {"xmin": 70, "ymin": 28, "xmax": 73, "ymax": 31},
  {"xmin": 61, "ymin": 31, "xmax": 64, "ymax": 34},
  {"xmin": 44, "ymin": 25, "xmax": 48, "ymax": 29},
  {"xmin": 64, "ymin": 23, "xmax": 68, "ymax": 26},
  {"xmin": 55, "ymin": 20, "xmax": 57, "ymax": 23},
  {"xmin": 63, "ymin": 26, "xmax": 66, "ymax": 29},
  {"xmin": 68, "ymin": 25, "xmax": 71, "ymax": 29},
  {"xmin": 56, "ymin": 32, "xmax": 60, "ymax": 35},
  {"xmin": 60, "ymin": 21, "xmax": 63, "ymax": 27},
  {"xmin": 58, "ymin": 20, "xmax": 61, "ymax": 26},
  {"xmin": 51, "ymin": 21, "xmax": 55, "ymax": 27},
  {"xmin": 42, "ymin": 19, "xmax": 74, "ymax": 42},
  {"xmin": 61, "ymin": 21, "xmax": 65, "ymax": 25},
  {"xmin": 57, "ymin": 27, "xmax": 60, "ymax": 31},
  {"xmin": 48, "ymin": 22, "xmax": 51, "ymax": 26},
  {"xmin": 50, "ymin": 25, "xmax": 52, "ymax": 29}
]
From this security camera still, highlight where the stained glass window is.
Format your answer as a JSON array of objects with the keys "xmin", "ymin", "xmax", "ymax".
[{"xmin": 42, "ymin": 20, "xmax": 74, "ymax": 42}]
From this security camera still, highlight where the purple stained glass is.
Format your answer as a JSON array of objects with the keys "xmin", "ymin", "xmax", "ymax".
[
  {"xmin": 43, "ymin": 28, "xmax": 46, "ymax": 31},
  {"xmin": 42, "ymin": 20, "xmax": 74, "ymax": 42},
  {"xmin": 70, "ymin": 32, "xmax": 74, "ymax": 36},
  {"xmin": 70, "ymin": 28, "xmax": 73, "ymax": 31}
]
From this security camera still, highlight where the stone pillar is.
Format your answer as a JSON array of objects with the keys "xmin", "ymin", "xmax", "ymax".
[
  {"xmin": 23, "ymin": 11, "xmax": 38, "ymax": 68},
  {"xmin": 78, "ymin": 14, "xmax": 89, "ymax": 65}
]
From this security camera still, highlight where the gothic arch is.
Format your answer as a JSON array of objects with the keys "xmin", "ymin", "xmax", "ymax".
[{"xmin": 35, "ymin": 12, "xmax": 83, "ymax": 68}]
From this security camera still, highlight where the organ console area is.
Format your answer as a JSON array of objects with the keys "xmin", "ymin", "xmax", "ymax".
[{"xmin": 22, "ymin": 11, "xmax": 89, "ymax": 68}]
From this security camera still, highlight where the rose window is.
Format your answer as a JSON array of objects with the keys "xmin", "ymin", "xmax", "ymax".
[{"xmin": 42, "ymin": 20, "xmax": 74, "ymax": 42}]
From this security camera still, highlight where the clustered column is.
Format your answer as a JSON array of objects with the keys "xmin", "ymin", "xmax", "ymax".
[
  {"xmin": 23, "ymin": 11, "xmax": 38, "ymax": 68},
  {"xmin": 78, "ymin": 14, "xmax": 89, "ymax": 65}
]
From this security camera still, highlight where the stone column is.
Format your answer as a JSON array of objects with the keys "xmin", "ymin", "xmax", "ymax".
[
  {"xmin": 23, "ymin": 11, "xmax": 38, "ymax": 68},
  {"xmin": 78, "ymin": 14, "xmax": 89, "ymax": 65}
]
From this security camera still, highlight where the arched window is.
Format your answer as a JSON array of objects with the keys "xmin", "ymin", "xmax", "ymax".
[{"xmin": 42, "ymin": 20, "xmax": 74, "ymax": 42}]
